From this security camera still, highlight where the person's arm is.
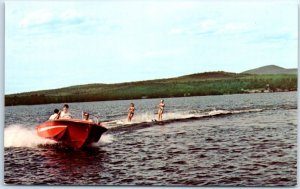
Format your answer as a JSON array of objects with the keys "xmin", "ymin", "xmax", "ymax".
[
  {"xmin": 55, "ymin": 111, "xmax": 61, "ymax": 119},
  {"xmin": 49, "ymin": 115, "xmax": 53, "ymax": 120}
]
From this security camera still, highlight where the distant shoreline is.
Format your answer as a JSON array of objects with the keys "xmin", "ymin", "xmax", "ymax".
[
  {"xmin": 5, "ymin": 90, "xmax": 297, "ymax": 107},
  {"xmin": 5, "ymin": 72, "xmax": 297, "ymax": 106}
]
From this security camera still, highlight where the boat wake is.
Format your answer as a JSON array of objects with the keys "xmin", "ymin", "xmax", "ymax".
[
  {"xmin": 4, "ymin": 124, "xmax": 57, "ymax": 148},
  {"xmin": 5, "ymin": 108, "xmax": 263, "ymax": 148},
  {"xmin": 90, "ymin": 134, "xmax": 116, "ymax": 147},
  {"xmin": 102, "ymin": 108, "xmax": 263, "ymax": 131}
]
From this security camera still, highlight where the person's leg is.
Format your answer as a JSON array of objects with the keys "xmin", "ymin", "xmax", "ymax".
[
  {"xmin": 128, "ymin": 113, "xmax": 131, "ymax": 122},
  {"xmin": 158, "ymin": 110, "xmax": 161, "ymax": 121}
]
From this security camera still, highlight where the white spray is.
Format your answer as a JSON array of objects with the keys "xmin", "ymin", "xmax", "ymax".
[
  {"xmin": 90, "ymin": 134, "xmax": 116, "ymax": 147},
  {"xmin": 4, "ymin": 124, "xmax": 56, "ymax": 148}
]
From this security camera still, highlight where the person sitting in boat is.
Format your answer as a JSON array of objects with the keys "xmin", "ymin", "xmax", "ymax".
[
  {"xmin": 158, "ymin": 99, "xmax": 165, "ymax": 121},
  {"xmin": 59, "ymin": 104, "xmax": 72, "ymax": 119},
  {"xmin": 127, "ymin": 103, "xmax": 135, "ymax": 122},
  {"xmin": 83, "ymin": 112, "xmax": 93, "ymax": 122},
  {"xmin": 49, "ymin": 109, "xmax": 60, "ymax": 120}
]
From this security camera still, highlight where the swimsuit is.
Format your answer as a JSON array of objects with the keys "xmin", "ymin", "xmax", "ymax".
[
  {"xmin": 129, "ymin": 108, "xmax": 134, "ymax": 116},
  {"xmin": 159, "ymin": 106, "xmax": 164, "ymax": 113}
]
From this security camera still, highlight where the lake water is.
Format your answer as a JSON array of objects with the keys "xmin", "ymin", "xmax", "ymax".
[{"xmin": 4, "ymin": 92, "xmax": 297, "ymax": 186}]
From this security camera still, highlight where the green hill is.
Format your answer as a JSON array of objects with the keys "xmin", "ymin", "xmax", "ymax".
[
  {"xmin": 242, "ymin": 65, "xmax": 297, "ymax": 75},
  {"xmin": 5, "ymin": 71, "xmax": 297, "ymax": 106}
]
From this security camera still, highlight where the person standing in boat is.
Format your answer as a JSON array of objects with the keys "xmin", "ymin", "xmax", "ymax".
[
  {"xmin": 127, "ymin": 103, "xmax": 135, "ymax": 122},
  {"xmin": 158, "ymin": 99, "xmax": 165, "ymax": 121},
  {"xmin": 59, "ymin": 104, "xmax": 72, "ymax": 119},
  {"xmin": 49, "ymin": 109, "xmax": 60, "ymax": 120}
]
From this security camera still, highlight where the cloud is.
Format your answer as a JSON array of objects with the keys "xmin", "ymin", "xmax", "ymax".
[
  {"xmin": 219, "ymin": 23, "xmax": 252, "ymax": 34},
  {"xmin": 196, "ymin": 19, "xmax": 218, "ymax": 34},
  {"xmin": 248, "ymin": 28, "xmax": 297, "ymax": 45},
  {"xmin": 20, "ymin": 9, "xmax": 53, "ymax": 27},
  {"xmin": 170, "ymin": 28, "xmax": 183, "ymax": 35},
  {"xmin": 16, "ymin": 9, "xmax": 121, "ymax": 37},
  {"xmin": 169, "ymin": 19, "xmax": 252, "ymax": 36},
  {"xmin": 143, "ymin": 49, "xmax": 184, "ymax": 58},
  {"xmin": 18, "ymin": 9, "xmax": 86, "ymax": 35}
]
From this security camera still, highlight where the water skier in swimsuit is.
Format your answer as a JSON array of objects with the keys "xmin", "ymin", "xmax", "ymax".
[
  {"xmin": 158, "ymin": 99, "xmax": 165, "ymax": 121},
  {"xmin": 128, "ymin": 103, "xmax": 135, "ymax": 122}
]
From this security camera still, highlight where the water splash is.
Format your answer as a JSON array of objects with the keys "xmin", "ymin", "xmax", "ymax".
[
  {"xmin": 102, "ymin": 108, "xmax": 263, "ymax": 128},
  {"xmin": 208, "ymin": 110, "xmax": 231, "ymax": 116},
  {"xmin": 4, "ymin": 124, "xmax": 56, "ymax": 148},
  {"xmin": 99, "ymin": 134, "xmax": 116, "ymax": 144},
  {"xmin": 90, "ymin": 134, "xmax": 116, "ymax": 147},
  {"xmin": 112, "ymin": 112, "xmax": 200, "ymax": 125},
  {"xmin": 4, "ymin": 108, "xmax": 263, "ymax": 148}
]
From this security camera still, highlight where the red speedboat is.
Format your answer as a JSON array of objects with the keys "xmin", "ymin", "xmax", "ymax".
[{"xmin": 36, "ymin": 119, "xmax": 108, "ymax": 149}]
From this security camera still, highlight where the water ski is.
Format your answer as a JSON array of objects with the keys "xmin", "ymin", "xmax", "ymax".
[
  {"xmin": 152, "ymin": 119, "xmax": 164, "ymax": 125},
  {"xmin": 158, "ymin": 121, "xmax": 164, "ymax": 125}
]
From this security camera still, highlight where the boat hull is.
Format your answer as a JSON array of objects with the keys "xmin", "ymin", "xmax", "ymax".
[{"xmin": 36, "ymin": 119, "xmax": 107, "ymax": 149}]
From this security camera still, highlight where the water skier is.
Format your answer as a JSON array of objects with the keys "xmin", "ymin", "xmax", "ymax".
[
  {"xmin": 158, "ymin": 99, "xmax": 165, "ymax": 121},
  {"xmin": 128, "ymin": 103, "xmax": 135, "ymax": 122}
]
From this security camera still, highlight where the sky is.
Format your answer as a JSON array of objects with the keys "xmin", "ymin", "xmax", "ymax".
[{"xmin": 5, "ymin": 1, "xmax": 298, "ymax": 94}]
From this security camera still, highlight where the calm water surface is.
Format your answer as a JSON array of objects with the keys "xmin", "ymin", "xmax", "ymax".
[{"xmin": 4, "ymin": 92, "xmax": 297, "ymax": 186}]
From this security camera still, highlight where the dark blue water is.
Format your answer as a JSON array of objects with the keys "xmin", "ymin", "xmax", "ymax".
[{"xmin": 4, "ymin": 92, "xmax": 297, "ymax": 186}]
